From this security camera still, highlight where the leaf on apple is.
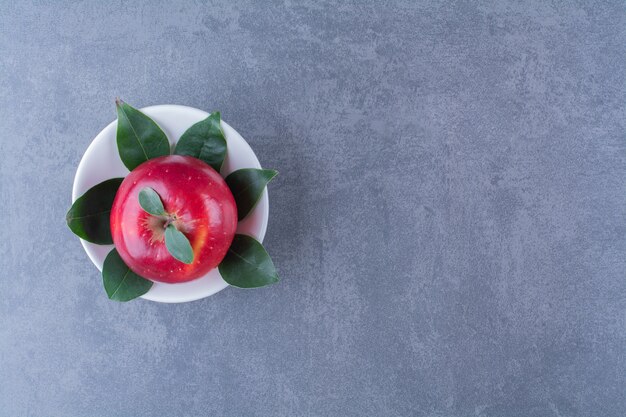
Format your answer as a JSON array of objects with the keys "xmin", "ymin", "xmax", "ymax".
[
  {"xmin": 116, "ymin": 99, "xmax": 170, "ymax": 171},
  {"xmin": 66, "ymin": 178, "xmax": 124, "ymax": 244},
  {"xmin": 225, "ymin": 168, "xmax": 278, "ymax": 221},
  {"xmin": 138, "ymin": 187, "xmax": 166, "ymax": 216},
  {"xmin": 165, "ymin": 224, "xmax": 194, "ymax": 264},
  {"xmin": 173, "ymin": 112, "xmax": 227, "ymax": 172},
  {"xmin": 218, "ymin": 234, "xmax": 279, "ymax": 288},
  {"xmin": 102, "ymin": 249, "xmax": 153, "ymax": 302}
]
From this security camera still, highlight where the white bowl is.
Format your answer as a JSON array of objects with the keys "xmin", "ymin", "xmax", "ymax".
[{"xmin": 71, "ymin": 104, "xmax": 269, "ymax": 303}]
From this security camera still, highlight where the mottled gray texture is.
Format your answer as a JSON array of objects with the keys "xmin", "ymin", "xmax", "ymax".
[{"xmin": 0, "ymin": 1, "xmax": 624, "ymax": 416}]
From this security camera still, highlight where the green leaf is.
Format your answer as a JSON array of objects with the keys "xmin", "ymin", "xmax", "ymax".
[
  {"xmin": 225, "ymin": 168, "xmax": 278, "ymax": 221},
  {"xmin": 102, "ymin": 249, "xmax": 152, "ymax": 302},
  {"xmin": 173, "ymin": 112, "xmax": 227, "ymax": 171},
  {"xmin": 138, "ymin": 187, "xmax": 166, "ymax": 216},
  {"xmin": 218, "ymin": 234, "xmax": 279, "ymax": 288},
  {"xmin": 165, "ymin": 224, "xmax": 194, "ymax": 264},
  {"xmin": 66, "ymin": 178, "xmax": 124, "ymax": 244},
  {"xmin": 116, "ymin": 99, "xmax": 170, "ymax": 171}
]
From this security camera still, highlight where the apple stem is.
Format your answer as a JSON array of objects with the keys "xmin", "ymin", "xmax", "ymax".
[{"xmin": 163, "ymin": 214, "xmax": 177, "ymax": 230}]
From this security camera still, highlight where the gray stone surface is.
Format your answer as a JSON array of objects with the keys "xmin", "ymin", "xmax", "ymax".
[{"xmin": 1, "ymin": 1, "xmax": 625, "ymax": 416}]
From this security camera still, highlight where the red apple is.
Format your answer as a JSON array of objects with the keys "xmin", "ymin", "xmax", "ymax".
[{"xmin": 110, "ymin": 155, "xmax": 237, "ymax": 283}]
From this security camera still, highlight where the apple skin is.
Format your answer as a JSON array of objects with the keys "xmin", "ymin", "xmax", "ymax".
[{"xmin": 110, "ymin": 155, "xmax": 237, "ymax": 283}]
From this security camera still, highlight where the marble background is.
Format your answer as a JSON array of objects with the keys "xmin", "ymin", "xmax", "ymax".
[{"xmin": 1, "ymin": 1, "xmax": 624, "ymax": 416}]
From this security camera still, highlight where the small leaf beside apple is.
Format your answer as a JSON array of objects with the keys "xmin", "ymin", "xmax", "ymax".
[
  {"xmin": 102, "ymin": 249, "xmax": 153, "ymax": 302},
  {"xmin": 225, "ymin": 168, "xmax": 278, "ymax": 221},
  {"xmin": 66, "ymin": 178, "xmax": 124, "ymax": 244},
  {"xmin": 174, "ymin": 112, "xmax": 227, "ymax": 172},
  {"xmin": 116, "ymin": 99, "xmax": 170, "ymax": 171},
  {"xmin": 138, "ymin": 187, "xmax": 166, "ymax": 216},
  {"xmin": 165, "ymin": 224, "xmax": 194, "ymax": 264},
  {"xmin": 218, "ymin": 234, "xmax": 279, "ymax": 288}
]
